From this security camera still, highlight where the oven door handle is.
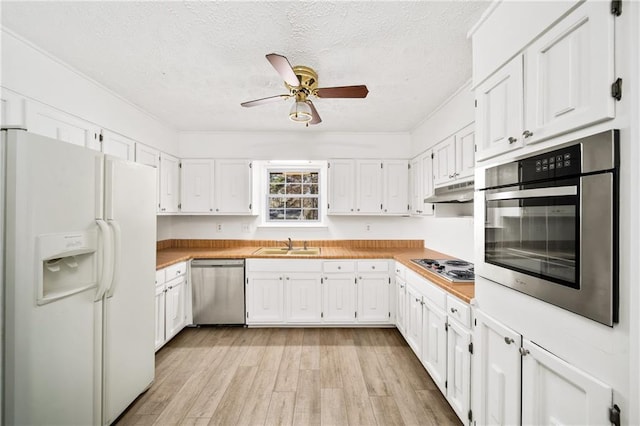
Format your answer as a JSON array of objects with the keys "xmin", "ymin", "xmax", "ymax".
[{"xmin": 486, "ymin": 185, "xmax": 577, "ymax": 201}]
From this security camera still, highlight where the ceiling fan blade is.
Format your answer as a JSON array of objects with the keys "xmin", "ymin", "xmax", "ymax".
[
  {"xmin": 306, "ymin": 100, "xmax": 322, "ymax": 125},
  {"xmin": 240, "ymin": 94, "xmax": 290, "ymax": 107},
  {"xmin": 316, "ymin": 85, "xmax": 369, "ymax": 98},
  {"xmin": 266, "ymin": 53, "xmax": 300, "ymax": 87}
]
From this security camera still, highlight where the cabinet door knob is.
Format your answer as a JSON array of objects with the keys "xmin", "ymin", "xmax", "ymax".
[
  {"xmin": 450, "ymin": 307, "xmax": 458, "ymax": 314},
  {"xmin": 357, "ymin": 208, "xmax": 360, "ymax": 212},
  {"xmin": 371, "ymin": 266, "xmax": 376, "ymax": 270},
  {"xmin": 522, "ymin": 130, "xmax": 533, "ymax": 138},
  {"xmin": 519, "ymin": 347, "xmax": 530, "ymax": 356},
  {"xmin": 209, "ymin": 208, "xmax": 213, "ymax": 212},
  {"xmin": 504, "ymin": 337, "xmax": 515, "ymax": 345},
  {"xmin": 337, "ymin": 266, "xmax": 341, "ymax": 270},
  {"xmin": 216, "ymin": 208, "xmax": 219, "ymax": 212},
  {"xmin": 350, "ymin": 208, "xmax": 354, "ymax": 212},
  {"xmin": 286, "ymin": 277, "xmax": 290, "ymax": 280},
  {"xmin": 508, "ymin": 136, "xmax": 518, "ymax": 144},
  {"xmin": 415, "ymin": 298, "xmax": 421, "ymax": 302},
  {"xmin": 279, "ymin": 277, "xmax": 283, "ymax": 280}
]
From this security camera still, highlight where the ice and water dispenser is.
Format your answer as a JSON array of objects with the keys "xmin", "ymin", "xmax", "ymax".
[{"xmin": 37, "ymin": 230, "xmax": 99, "ymax": 304}]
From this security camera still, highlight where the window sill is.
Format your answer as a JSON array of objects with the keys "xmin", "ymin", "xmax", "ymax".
[{"xmin": 257, "ymin": 223, "xmax": 329, "ymax": 229}]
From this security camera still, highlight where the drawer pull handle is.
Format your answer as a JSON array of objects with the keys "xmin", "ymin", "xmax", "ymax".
[
  {"xmin": 450, "ymin": 307, "xmax": 458, "ymax": 314},
  {"xmin": 337, "ymin": 266, "xmax": 341, "ymax": 270},
  {"xmin": 522, "ymin": 130, "xmax": 533, "ymax": 139},
  {"xmin": 504, "ymin": 337, "xmax": 515, "ymax": 345},
  {"xmin": 415, "ymin": 298, "xmax": 421, "ymax": 302},
  {"xmin": 508, "ymin": 136, "xmax": 518, "ymax": 144}
]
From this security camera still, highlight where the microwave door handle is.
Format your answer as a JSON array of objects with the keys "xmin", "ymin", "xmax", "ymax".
[{"xmin": 485, "ymin": 186, "xmax": 577, "ymax": 201}]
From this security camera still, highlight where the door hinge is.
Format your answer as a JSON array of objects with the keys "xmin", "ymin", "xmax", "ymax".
[
  {"xmin": 380, "ymin": 203, "xmax": 383, "ymax": 210},
  {"xmin": 246, "ymin": 278, "xmax": 248, "ymax": 285},
  {"xmin": 328, "ymin": 162, "xmax": 331, "ymax": 168},
  {"xmin": 408, "ymin": 163, "xmax": 411, "ymax": 169},
  {"xmin": 611, "ymin": 0, "xmax": 622, "ymax": 16},
  {"xmin": 611, "ymin": 78, "xmax": 623, "ymax": 101},
  {"xmin": 469, "ymin": 342, "xmax": 474, "ymax": 354},
  {"xmin": 178, "ymin": 203, "xmax": 181, "ymax": 209},
  {"xmin": 388, "ymin": 277, "xmax": 391, "ymax": 284},
  {"xmin": 388, "ymin": 312, "xmax": 391, "ymax": 318},
  {"xmin": 246, "ymin": 312, "xmax": 249, "ymax": 318},
  {"xmin": 355, "ymin": 311, "xmax": 358, "ymax": 318},
  {"xmin": 474, "ymin": 144, "xmax": 477, "ymax": 153},
  {"xmin": 321, "ymin": 278, "xmax": 324, "ymax": 284},
  {"xmin": 609, "ymin": 404, "xmax": 621, "ymax": 426},
  {"xmin": 432, "ymin": 205, "xmax": 435, "ymax": 211},
  {"xmin": 327, "ymin": 203, "xmax": 330, "ymax": 210},
  {"xmin": 445, "ymin": 322, "xmax": 449, "ymax": 331},
  {"xmin": 445, "ymin": 380, "xmax": 448, "ymax": 389},
  {"xmin": 249, "ymin": 162, "xmax": 252, "ymax": 168},
  {"xmin": 99, "ymin": 131, "xmax": 104, "ymax": 142},
  {"xmin": 355, "ymin": 277, "xmax": 357, "ymax": 284},
  {"xmin": 407, "ymin": 204, "xmax": 410, "ymax": 211},
  {"xmin": 249, "ymin": 203, "xmax": 252, "ymax": 210},
  {"xmin": 321, "ymin": 312, "xmax": 324, "ymax": 318},
  {"xmin": 474, "ymin": 318, "xmax": 477, "ymax": 326},
  {"xmin": 468, "ymin": 410, "xmax": 473, "ymax": 422},
  {"xmin": 431, "ymin": 153, "xmax": 434, "ymax": 159},
  {"xmin": 381, "ymin": 163, "xmax": 383, "ymax": 169},
  {"xmin": 179, "ymin": 163, "xmax": 182, "ymax": 168}
]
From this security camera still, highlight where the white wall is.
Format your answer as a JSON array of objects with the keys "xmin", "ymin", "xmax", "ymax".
[{"xmin": 1, "ymin": 29, "xmax": 178, "ymax": 155}]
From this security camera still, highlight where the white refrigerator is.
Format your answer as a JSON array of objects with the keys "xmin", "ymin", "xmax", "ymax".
[{"xmin": 2, "ymin": 129, "xmax": 156, "ymax": 425}]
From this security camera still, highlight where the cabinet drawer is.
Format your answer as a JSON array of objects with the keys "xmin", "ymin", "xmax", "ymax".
[
  {"xmin": 446, "ymin": 295, "xmax": 471, "ymax": 328},
  {"xmin": 357, "ymin": 260, "xmax": 389, "ymax": 272},
  {"xmin": 323, "ymin": 261, "xmax": 355, "ymax": 273},
  {"xmin": 165, "ymin": 261, "xmax": 187, "ymax": 279},
  {"xmin": 421, "ymin": 279, "xmax": 446, "ymax": 310},
  {"xmin": 155, "ymin": 269, "xmax": 165, "ymax": 285},
  {"xmin": 394, "ymin": 262, "xmax": 407, "ymax": 279}
]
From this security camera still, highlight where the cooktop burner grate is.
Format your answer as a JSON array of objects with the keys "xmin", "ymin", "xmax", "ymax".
[{"xmin": 410, "ymin": 258, "xmax": 475, "ymax": 283}]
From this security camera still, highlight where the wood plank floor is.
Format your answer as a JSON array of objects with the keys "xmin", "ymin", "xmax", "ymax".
[{"xmin": 116, "ymin": 328, "xmax": 461, "ymax": 426}]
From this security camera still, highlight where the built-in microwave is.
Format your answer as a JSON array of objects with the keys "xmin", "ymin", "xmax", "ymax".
[{"xmin": 476, "ymin": 130, "xmax": 619, "ymax": 326}]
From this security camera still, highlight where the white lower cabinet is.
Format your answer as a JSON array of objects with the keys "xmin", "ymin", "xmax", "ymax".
[
  {"xmin": 285, "ymin": 273, "xmax": 322, "ymax": 323},
  {"xmin": 473, "ymin": 309, "xmax": 615, "ymax": 426},
  {"xmin": 356, "ymin": 261, "xmax": 391, "ymax": 323},
  {"xmin": 421, "ymin": 298, "xmax": 448, "ymax": 395},
  {"xmin": 155, "ymin": 262, "xmax": 189, "ymax": 351},
  {"xmin": 405, "ymin": 282, "xmax": 423, "ymax": 356},
  {"xmin": 446, "ymin": 317, "xmax": 472, "ymax": 422},
  {"xmin": 394, "ymin": 263, "xmax": 407, "ymax": 336},
  {"xmin": 246, "ymin": 259, "xmax": 391, "ymax": 326}
]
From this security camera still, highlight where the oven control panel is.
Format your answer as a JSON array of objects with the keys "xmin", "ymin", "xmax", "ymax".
[{"xmin": 520, "ymin": 144, "xmax": 581, "ymax": 182}]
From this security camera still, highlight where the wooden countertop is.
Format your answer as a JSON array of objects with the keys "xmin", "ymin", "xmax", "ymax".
[{"xmin": 156, "ymin": 246, "xmax": 474, "ymax": 303}]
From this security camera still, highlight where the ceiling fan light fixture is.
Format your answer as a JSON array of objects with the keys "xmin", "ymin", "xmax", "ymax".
[{"xmin": 289, "ymin": 100, "xmax": 312, "ymax": 123}]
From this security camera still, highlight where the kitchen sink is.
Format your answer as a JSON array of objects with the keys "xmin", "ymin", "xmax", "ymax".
[{"xmin": 254, "ymin": 247, "xmax": 321, "ymax": 256}]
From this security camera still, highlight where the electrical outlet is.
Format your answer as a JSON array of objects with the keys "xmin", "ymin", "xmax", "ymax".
[
  {"xmin": 216, "ymin": 223, "xmax": 223, "ymax": 232},
  {"xmin": 365, "ymin": 223, "xmax": 371, "ymax": 231},
  {"xmin": 241, "ymin": 223, "xmax": 250, "ymax": 233}
]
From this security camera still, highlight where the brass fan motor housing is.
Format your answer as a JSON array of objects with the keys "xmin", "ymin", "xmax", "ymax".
[{"xmin": 285, "ymin": 65, "xmax": 319, "ymax": 101}]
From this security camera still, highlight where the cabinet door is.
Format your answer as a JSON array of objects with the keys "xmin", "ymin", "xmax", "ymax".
[
  {"xmin": 135, "ymin": 144, "xmax": 160, "ymax": 212},
  {"xmin": 181, "ymin": 159, "xmax": 215, "ymax": 213},
  {"xmin": 101, "ymin": 130, "xmax": 135, "ymax": 161},
  {"xmin": 455, "ymin": 123, "xmax": 475, "ymax": 180},
  {"xmin": 26, "ymin": 99, "xmax": 99, "ymax": 148},
  {"xmin": 421, "ymin": 299, "xmax": 447, "ymax": 394},
  {"xmin": 420, "ymin": 150, "xmax": 435, "ymax": 216},
  {"xmin": 247, "ymin": 273, "xmax": 284, "ymax": 324},
  {"xmin": 522, "ymin": 339, "xmax": 612, "ymax": 426},
  {"xmin": 409, "ymin": 156, "xmax": 422, "ymax": 215},
  {"xmin": 395, "ymin": 277, "xmax": 407, "ymax": 335},
  {"xmin": 1, "ymin": 88, "xmax": 26, "ymax": 127},
  {"xmin": 215, "ymin": 159, "xmax": 252, "ymax": 214},
  {"xmin": 405, "ymin": 283, "xmax": 423, "ymax": 357},
  {"xmin": 432, "ymin": 136, "xmax": 456, "ymax": 187},
  {"xmin": 159, "ymin": 152, "xmax": 180, "ymax": 213},
  {"xmin": 382, "ymin": 160, "xmax": 409, "ymax": 214},
  {"xmin": 165, "ymin": 277, "xmax": 186, "ymax": 340},
  {"xmin": 154, "ymin": 284, "xmax": 166, "ymax": 351},
  {"xmin": 356, "ymin": 274, "xmax": 390, "ymax": 322},
  {"xmin": 327, "ymin": 159, "xmax": 355, "ymax": 214},
  {"xmin": 356, "ymin": 160, "xmax": 383, "ymax": 214},
  {"xmin": 475, "ymin": 56, "xmax": 524, "ymax": 161},
  {"xmin": 285, "ymin": 273, "xmax": 322, "ymax": 323},
  {"xmin": 323, "ymin": 274, "xmax": 357, "ymax": 323},
  {"xmin": 472, "ymin": 309, "xmax": 521, "ymax": 426},
  {"xmin": 446, "ymin": 319, "xmax": 471, "ymax": 423},
  {"xmin": 524, "ymin": 1, "xmax": 614, "ymax": 145}
]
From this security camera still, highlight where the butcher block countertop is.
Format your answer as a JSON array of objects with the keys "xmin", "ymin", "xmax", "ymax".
[{"xmin": 156, "ymin": 239, "xmax": 474, "ymax": 303}]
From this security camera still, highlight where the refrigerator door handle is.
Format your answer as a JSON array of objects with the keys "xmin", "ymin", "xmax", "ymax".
[
  {"xmin": 95, "ymin": 219, "xmax": 114, "ymax": 301},
  {"xmin": 106, "ymin": 219, "xmax": 121, "ymax": 298}
]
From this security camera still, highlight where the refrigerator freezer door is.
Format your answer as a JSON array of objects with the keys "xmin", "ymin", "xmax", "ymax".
[
  {"xmin": 102, "ymin": 156, "xmax": 156, "ymax": 424},
  {"xmin": 4, "ymin": 130, "xmax": 103, "ymax": 425}
]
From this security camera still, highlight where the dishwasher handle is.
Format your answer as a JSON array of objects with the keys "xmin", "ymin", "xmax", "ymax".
[{"xmin": 191, "ymin": 259, "xmax": 245, "ymax": 268}]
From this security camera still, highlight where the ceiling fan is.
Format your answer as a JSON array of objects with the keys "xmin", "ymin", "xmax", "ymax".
[{"xmin": 241, "ymin": 53, "xmax": 369, "ymax": 126}]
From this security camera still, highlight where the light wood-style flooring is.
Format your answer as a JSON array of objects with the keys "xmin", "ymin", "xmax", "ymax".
[{"xmin": 117, "ymin": 327, "xmax": 461, "ymax": 426}]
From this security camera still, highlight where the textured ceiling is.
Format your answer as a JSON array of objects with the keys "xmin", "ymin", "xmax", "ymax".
[{"xmin": 1, "ymin": 1, "xmax": 489, "ymax": 132}]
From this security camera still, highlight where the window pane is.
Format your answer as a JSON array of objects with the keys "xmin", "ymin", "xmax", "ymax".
[
  {"xmin": 303, "ymin": 209, "xmax": 318, "ymax": 220},
  {"xmin": 270, "ymin": 173, "xmax": 285, "ymax": 184},
  {"xmin": 288, "ymin": 184, "xmax": 302, "ymax": 194},
  {"xmin": 269, "ymin": 197, "xmax": 285, "ymax": 208},
  {"xmin": 266, "ymin": 168, "xmax": 321, "ymax": 223},
  {"xmin": 303, "ymin": 198, "xmax": 318, "ymax": 208},
  {"xmin": 269, "ymin": 209, "xmax": 284, "ymax": 220},
  {"xmin": 302, "ymin": 183, "xmax": 318, "ymax": 194},
  {"xmin": 286, "ymin": 173, "xmax": 301, "ymax": 183},
  {"xmin": 286, "ymin": 209, "xmax": 302, "ymax": 220},
  {"xmin": 269, "ymin": 184, "xmax": 285, "ymax": 195},
  {"xmin": 286, "ymin": 198, "xmax": 301, "ymax": 208}
]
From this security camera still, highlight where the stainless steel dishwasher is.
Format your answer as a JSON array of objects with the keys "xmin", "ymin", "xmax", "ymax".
[{"xmin": 190, "ymin": 259, "xmax": 245, "ymax": 325}]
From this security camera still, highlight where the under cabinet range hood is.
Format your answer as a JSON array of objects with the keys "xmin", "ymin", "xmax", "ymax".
[{"xmin": 424, "ymin": 180, "xmax": 474, "ymax": 203}]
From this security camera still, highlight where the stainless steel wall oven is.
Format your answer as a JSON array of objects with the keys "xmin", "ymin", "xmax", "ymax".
[{"xmin": 477, "ymin": 130, "xmax": 619, "ymax": 326}]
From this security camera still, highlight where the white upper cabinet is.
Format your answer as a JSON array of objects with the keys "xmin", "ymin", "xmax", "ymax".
[
  {"xmin": 100, "ymin": 130, "xmax": 135, "ymax": 161},
  {"xmin": 329, "ymin": 159, "xmax": 409, "ymax": 216},
  {"xmin": 135, "ymin": 143, "xmax": 160, "ymax": 168},
  {"xmin": 356, "ymin": 160, "xmax": 383, "ymax": 214},
  {"xmin": 382, "ymin": 160, "xmax": 409, "ymax": 215},
  {"xmin": 26, "ymin": 99, "xmax": 99, "ymax": 148},
  {"xmin": 475, "ymin": 1, "xmax": 615, "ymax": 161},
  {"xmin": 432, "ymin": 123, "xmax": 476, "ymax": 187},
  {"xmin": 433, "ymin": 135, "xmax": 456, "ymax": 187},
  {"xmin": 214, "ymin": 159, "xmax": 252, "ymax": 214},
  {"xmin": 420, "ymin": 150, "xmax": 435, "ymax": 216},
  {"xmin": 180, "ymin": 159, "xmax": 215, "ymax": 213},
  {"xmin": 159, "ymin": 152, "xmax": 180, "ymax": 213},
  {"xmin": 409, "ymin": 156, "xmax": 422, "ymax": 215},
  {"xmin": 524, "ymin": 0, "xmax": 615, "ymax": 144},
  {"xmin": 1, "ymin": 88, "xmax": 26, "ymax": 127},
  {"xmin": 475, "ymin": 56, "xmax": 525, "ymax": 161}
]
